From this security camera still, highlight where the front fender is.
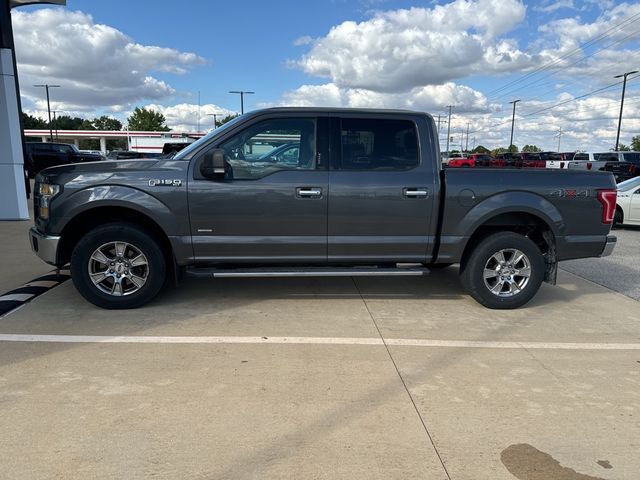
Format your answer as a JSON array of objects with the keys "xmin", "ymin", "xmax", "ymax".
[{"xmin": 51, "ymin": 185, "xmax": 182, "ymax": 236}]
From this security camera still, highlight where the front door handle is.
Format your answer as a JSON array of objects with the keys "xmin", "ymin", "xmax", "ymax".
[
  {"xmin": 296, "ymin": 187, "xmax": 322, "ymax": 198},
  {"xmin": 403, "ymin": 188, "xmax": 429, "ymax": 198}
]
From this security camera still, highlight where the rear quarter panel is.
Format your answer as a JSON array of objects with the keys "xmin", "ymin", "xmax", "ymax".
[{"xmin": 438, "ymin": 169, "xmax": 616, "ymax": 262}]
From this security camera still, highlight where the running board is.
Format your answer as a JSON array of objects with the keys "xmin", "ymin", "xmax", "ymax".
[{"xmin": 185, "ymin": 265, "xmax": 430, "ymax": 278}]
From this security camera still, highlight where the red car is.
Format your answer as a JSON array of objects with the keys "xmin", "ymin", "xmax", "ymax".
[{"xmin": 447, "ymin": 153, "xmax": 495, "ymax": 168}]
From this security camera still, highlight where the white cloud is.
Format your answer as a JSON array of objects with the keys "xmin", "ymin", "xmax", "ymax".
[
  {"xmin": 13, "ymin": 9, "xmax": 206, "ymax": 112},
  {"xmin": 143, "ymin": 103, "xmax": 236, "ymax": 132},
  {"xmin": 279, "ymin": 82, "xmax": 496, "ymax": 113},
  {"xmin": 293, "ymin": 0, "xmax": 537, "ymax": 92},
  {"xmin": 533, "ymin": 0, "xmax": 575, "ymax": 13},
  {"xmin": 293, "ymin": 35, "xmax": 314, "ymax": 46}
]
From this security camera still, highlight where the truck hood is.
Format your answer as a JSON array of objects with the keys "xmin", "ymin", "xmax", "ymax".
[{"xmin": 39, "ymin": 159, "xmax": 166, "ymax": 177}]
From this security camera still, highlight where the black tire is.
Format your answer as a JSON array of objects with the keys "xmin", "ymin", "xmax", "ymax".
[
  {"xmin": 460, "ymin": 232, "xmax": 544, "ymax": 309},
  {"xmin": 613, "ymin": 208, "xmax": 623, "ymax": 227},
  {"xmin": 70, "ymin": 223, "xmax": 166, "ymax": 309}
]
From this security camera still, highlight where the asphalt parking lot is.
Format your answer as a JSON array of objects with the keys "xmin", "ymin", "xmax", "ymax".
[{"xmin": 1, "ymin": 225, "xmax": 639, "ymax": 479}]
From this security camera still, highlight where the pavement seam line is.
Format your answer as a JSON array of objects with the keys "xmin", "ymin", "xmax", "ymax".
[{"xmin": 351, "ymin": 278, "xmax": 453, "ymax": 480}]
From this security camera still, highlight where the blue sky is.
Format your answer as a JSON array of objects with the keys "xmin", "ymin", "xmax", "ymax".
[{"xmin": 13, "ymin": 0, "xmax": 640, "ymax": 150}]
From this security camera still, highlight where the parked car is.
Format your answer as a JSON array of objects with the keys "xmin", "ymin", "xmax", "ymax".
[
  {"xmin": 568, "ymin": 152, "xmax": 638, "ymax": 182},
  {"xmin": 80, "ymin": 150, "xmax": 106, "ymax": 158},
  {"xmin": 441, "ymin": 151, "xmax": 465, "ymax": 166},
  {"xmin": 540, "ymin": 152, "xmax": 575, "ymax": 169},
  {"xmin": 30, "ymin": 107, "xmax": 616, "ymax": 310},
  {"xmin": 447, "ymin": 155, "xmax": 472, "ymax": 167},
  {"xmin": 25, "ymin": 142, "xmax": 105, "ymax": 177},
  {"xmin": 448, "ymin": 153, "xmax": 494, "ymax": 168},
  {"xmin": 614, "ymin": 176, "xmax": 640, "ymax": 226},
  {"xmin": 106, "ymin": 150, "xmax": 162, "ymax": 160},
  {"xmin": 492, "ymin": 152, "xmax": 545, "ymax": 168}
]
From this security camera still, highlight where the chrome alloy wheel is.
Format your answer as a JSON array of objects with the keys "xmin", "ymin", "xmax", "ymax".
[
  {"xmin": 87, "ymin": 241, "xmax": 149, "ymax": 296},
  {"xmin": 482, "ymin": 248, "xmax": 531, "ymax": 297}
]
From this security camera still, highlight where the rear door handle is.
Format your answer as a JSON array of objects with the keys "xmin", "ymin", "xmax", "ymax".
[
  {"xmin": 403, "ymin": 188, "xmax": 429, "ymax": 198},
  {"xmin": 296, "ymin": 187, "xmax": 323, "ymax": 198}
]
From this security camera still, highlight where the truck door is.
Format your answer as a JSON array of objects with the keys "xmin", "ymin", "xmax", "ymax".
[
  {"xmin": 327, "ymin": 115, "xmax": 437, "ymax": 262},
  {"xmin": 188, "ymin": 115, "xmax": 329, "ymax": 263}
]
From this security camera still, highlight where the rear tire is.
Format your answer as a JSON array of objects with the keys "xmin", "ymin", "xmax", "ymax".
[
  {"xmin": 70, "ymin": 222, "xmax": 166, "ymax": 309},
  {"xmin": 613, "ymin": 207, "xmax": 623, "ymax": 227},
  {"xmin": 460, "ymin": 232, "xmax": 544, "ymax": 309}
]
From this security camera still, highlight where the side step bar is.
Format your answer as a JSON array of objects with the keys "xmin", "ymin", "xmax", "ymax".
[{"xmin": 185, "ymin": 265, "xmax": 430, "ymax": 279}]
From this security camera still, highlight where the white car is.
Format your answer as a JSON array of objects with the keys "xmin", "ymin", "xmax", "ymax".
[{"xmin": 615, "ymin": 176, "xmax": 640, "ymax": 226}]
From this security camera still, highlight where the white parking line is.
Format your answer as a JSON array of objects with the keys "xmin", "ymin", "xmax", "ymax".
[{"xmin": 0, "ymin": 334, "xmax": 639, "ymax": 350}]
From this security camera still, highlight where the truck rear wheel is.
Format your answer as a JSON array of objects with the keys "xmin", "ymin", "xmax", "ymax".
[
  {"xmin": 70, "ymin": 223, "xmax": 166, "ymax": 309},
  {"xmin": 460, "ymin": 232, "xmax": 544, "ymax": 309}
]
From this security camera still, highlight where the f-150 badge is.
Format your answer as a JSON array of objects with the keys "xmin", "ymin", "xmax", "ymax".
[{"xmin": 149, "ymin": 179, "xmax": 182, "ymax": 187}]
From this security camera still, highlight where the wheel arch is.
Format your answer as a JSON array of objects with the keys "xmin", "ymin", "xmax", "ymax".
[
  {"xmin": 460, "ymin": 209, "xmax": 558, "ymax": 284},
  {"xmin": 58, "ymin": 206, "xmax": 175, "ymax": 275}
]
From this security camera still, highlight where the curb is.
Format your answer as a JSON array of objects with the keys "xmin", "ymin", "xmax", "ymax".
[{"xmin": 0, "ymin": 270, "xmax": 71, "ymax": 317}]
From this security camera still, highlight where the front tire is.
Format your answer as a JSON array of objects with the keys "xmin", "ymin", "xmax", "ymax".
[
  {"xmin": 460, "ymin": 232, "xmax": 544, "ymax": 309},
  {"xmin": 70, "ymin": 223, "xmax": 166, "ymax": 309}
]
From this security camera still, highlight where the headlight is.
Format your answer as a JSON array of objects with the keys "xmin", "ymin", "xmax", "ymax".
[
  {"xmin": 37, "ymin": 183, "xmax": 61, "ymax": 219},
  {"xmin": 39, "ymin": 183, "xmax": 60, "ymax": 197}
]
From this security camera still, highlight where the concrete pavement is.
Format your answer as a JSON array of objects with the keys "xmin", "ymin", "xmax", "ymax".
[{"xmin": 1, "ymin": 271, "xmax": 639, "ymax": 479}]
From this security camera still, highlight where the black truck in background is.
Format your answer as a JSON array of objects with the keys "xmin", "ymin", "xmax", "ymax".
[
  {"xmin": 29, "ymin": 108, "xmax": 617, "ymax": 310},
  {"xmin": 25, "ymin": 142, "xmax": 104, "ymax": 177}
]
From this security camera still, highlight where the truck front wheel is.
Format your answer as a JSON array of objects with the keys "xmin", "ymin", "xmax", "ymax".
[
  {"xmin": 460, "ymin": 232, "xmax": 544, "ymax": 309},
  {"xmin": 70, "ymin": 223, "xmax": 166, "ymax": 309}
]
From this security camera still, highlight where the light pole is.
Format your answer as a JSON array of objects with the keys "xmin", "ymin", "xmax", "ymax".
[
  {"xmin": 207, "ymin": 112, "xmax": 223, "ymax": 130},
  {"xmin": 445, "ymin": 105, "xmax": 453, "ymax": 153},
  {"xmin": 509, "ymin": 99, "xmax": 520, "ymax": 150},
  {"xmin": 52, "ymin": 110, "xmax": 58, "ymax": 140},
  {"xmin": 34, "ymin": 83, "xmax": 60, "ymax": 141},
  {"xmin": 614, "ymin": 70, "xmax": 638, "ymax": 151},
  {"xmin": 229, "ymin": 90, "xmax": 254, "ymax": 115}
]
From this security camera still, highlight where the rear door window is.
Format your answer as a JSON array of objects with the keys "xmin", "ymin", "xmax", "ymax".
[{"xmin": 338, "ymin": 118, "xmax": 419, "ymax": 171}]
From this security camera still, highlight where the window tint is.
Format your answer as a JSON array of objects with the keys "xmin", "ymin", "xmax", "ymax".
[
  {"xmin": 573, "ymin": 153, "xmax": 589, "ymax": 161},
  {"xmin": 622, "ymin": 152, "xmax": 640, "ymax": 164},
  {"xmin": 339, "ymin": 118, "xmax": 419, "ymax": 170},
  {"xmin": 218, "ymin": 118, "xmax": 316, "ymax": 180},
  {"xmin": 595, "ymin": 153, "xmax": 619, "ymax": 162}
]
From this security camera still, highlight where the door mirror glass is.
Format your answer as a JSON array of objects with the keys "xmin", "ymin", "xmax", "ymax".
[{"xmin": 201, "ymin": 148, "xmax": 226, "ymax": 178}]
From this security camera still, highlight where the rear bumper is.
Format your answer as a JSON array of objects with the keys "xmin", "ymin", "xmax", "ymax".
[
  {"xmin": 29, "ymin": 227, "xmax": 61, "ymax": 266},
  {"xmin": 600, "ymin": 235, "xmax": 616, "ymax": 257}
]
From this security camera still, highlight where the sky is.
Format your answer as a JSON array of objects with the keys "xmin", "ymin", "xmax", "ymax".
[{"xmin": 11, "ymin": 0, "xmax": 640, "ymax": 151}]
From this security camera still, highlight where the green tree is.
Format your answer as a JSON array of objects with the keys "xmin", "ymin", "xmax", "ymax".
[
  {"xmin": 53, "ymin": 115, "xmax": 95, "ymax": 130},
  {"xmin": 217, "ymin": 114, "xmax": 239, "ymax": 127},
  {"xmin": 491, "ymin": 147, "xmax": 509, "ymax": 156},
  {"xmin": 616, "ymin": 143, "xmax": 631, "ymax": 151},
  {"xmin": 631, "ymin": 135, "xmax": 640, "ymax": 151},
  {"xmin": 522, "ymin": 144, "xmax": 542, "ymax": 153},
  {"xmin": 127, "ymin": 107, "xmax": 170, "ymax": 131},
  {"xmin": 507, "ymin": 144, "xmax": 518, "ymax": 153},
  {"xmin": 93, "ymin": 115, "xmax": 123, "ymax": 131},
  {"xmin": 21, "ymin": 112, "xmax": 47, "ymax": 129},
  {"xmin": 471, "ymin": 145, "xmax": 490, "ymax": 154}
]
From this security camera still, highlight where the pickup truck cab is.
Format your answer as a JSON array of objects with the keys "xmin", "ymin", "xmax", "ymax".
[{"xmin": 30, "ymin": 108, "xmax": 617, "ymax": 310}]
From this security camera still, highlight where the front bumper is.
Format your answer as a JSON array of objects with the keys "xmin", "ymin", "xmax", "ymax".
[
  {"xmin": 600, "ymin": 235, "xmax": 616, "ymax": 257},
  {"xmin": 29, "ymin": 227, "xmax": 61, "ymax": 266}
]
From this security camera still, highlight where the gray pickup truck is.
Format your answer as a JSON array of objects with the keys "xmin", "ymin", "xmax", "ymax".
[{"xmin": 29, "ymin": 107, "xmax": 617, "ymax": 310}]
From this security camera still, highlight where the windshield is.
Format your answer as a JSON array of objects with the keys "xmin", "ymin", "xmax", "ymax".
[
  {"xmin": 173, "ymin": 115, "xmax": 245, "ymax": 160},
  {"xmin": 617, "ymin": 176, "xmax": 640, "ymax": 191}
]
